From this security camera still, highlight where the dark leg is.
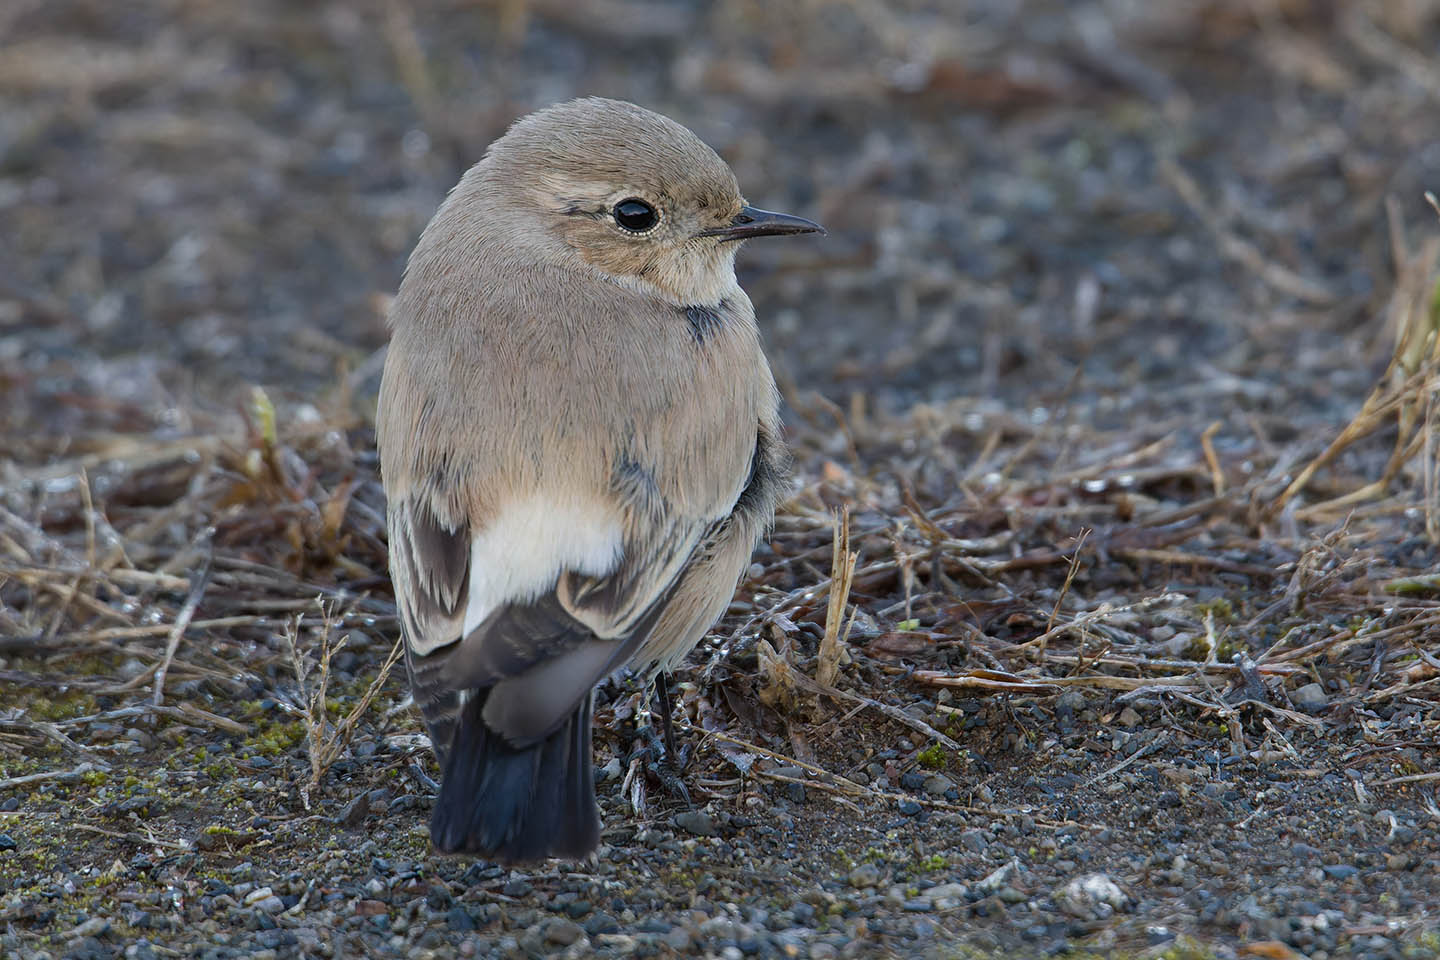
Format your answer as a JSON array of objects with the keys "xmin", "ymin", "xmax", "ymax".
[
  {"xmin": 652, "ymin": 671, "xmax": 678, "ymax": 761},
  {"xmin": 641, "ymin": 672, "xmax": 691, "ymax": 806}
]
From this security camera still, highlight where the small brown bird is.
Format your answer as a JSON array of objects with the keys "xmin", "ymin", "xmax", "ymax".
[{"xmin": 377, "ymin": 97, "xmax": 822, "ymax": 863}]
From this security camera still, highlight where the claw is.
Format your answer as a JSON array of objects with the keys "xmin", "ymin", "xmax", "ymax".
[{"xmin": 624, "ymin": 678, "xmax": 693, "ymax": 807}]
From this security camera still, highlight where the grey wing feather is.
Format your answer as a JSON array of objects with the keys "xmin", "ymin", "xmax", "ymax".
[
  {"xmin": 388, "ymin": 495, "xmax": 471, "ymax": 758},
  {"xmin": 399, "ymin": 512, "xmax": 714, "ymax": 759}
]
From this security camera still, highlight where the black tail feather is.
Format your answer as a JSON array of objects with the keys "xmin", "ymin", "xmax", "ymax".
[{"xmin": 430, "ymin": 690, "xmax": 599, "ymax": 863}]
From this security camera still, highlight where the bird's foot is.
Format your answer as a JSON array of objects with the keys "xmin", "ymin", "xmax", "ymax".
[{"xmin": 629, "ymin": 720, "xmax": 693, "ymax": 807}]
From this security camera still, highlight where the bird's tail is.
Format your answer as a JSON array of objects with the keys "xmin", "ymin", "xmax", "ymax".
[{"xmin": 430, "ymin": 690, "xmax": 599, "ymax": 862}]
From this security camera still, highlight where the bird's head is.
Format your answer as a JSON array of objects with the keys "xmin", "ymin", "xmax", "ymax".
[{"xmin": 466, "ymin": 97, "xmax": 824, "ymax": 306}]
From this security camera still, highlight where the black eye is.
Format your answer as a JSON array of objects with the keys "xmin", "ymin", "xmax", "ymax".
[{"xmin": 613, "ymin": 198, "xmax": 657, "ymax": 232}]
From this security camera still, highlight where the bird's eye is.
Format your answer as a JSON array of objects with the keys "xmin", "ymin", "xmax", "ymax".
[{"xmin": 613, "ymin": 198, "xmax": 658, "ymax": 232}]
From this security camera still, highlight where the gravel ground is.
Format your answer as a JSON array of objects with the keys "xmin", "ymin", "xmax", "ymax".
[{"xmin": 4, "ymin": 1, "xmax": 1440, "ymax": 958}]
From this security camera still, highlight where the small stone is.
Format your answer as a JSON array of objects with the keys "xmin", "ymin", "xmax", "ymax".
[
  {"xmin": 977, "ymin": 859, "xmax": 1021, "ymax": 895},
  {"xmin": 356, "ymin": 900, "xmax": 388, "ymax": 917},
  {"xmin": 501, "ymin": 879, "xmax": 532, "ymax": 897},
  {"xmin": 63, "ymin": 917, "xmax": 111, "ymax": 939},
  {"xmin": 1117, "ymin": 707, "xmax": 1142, "ymax": 727},
  {"xmin": 959, "ymin": 829, "xmax": 987, "ymax": 852},
  {"xmin": 546, "ymin": 920, "xmax": 584, "ymax": 946},
  {"xmin": 847, "ymin": 864, "xmax": 881, "ymax": 888},
  {"xmin": 0, "ymin": 834, "xmax": 17, "ymax": 851},
  {"xmin": 674, "ymin": 810, "xmax": 715, "ymax": 836},
  {"xmin": 334, "ymin": 791, "xmax": 370, "ymax": 827},
  {"xmin": 595, "ymin": 934, "xmax": 637, "ymax": 952},
  {"xmin": 1054, "ymin": 874, "xmax": 1128, "ymax": 920},
  {"xmin": 810, "ymin": 943, "xmax": 838, "ymax": 960},
  {"xmin": 901, "ymin": 898, "xmax": 933, "ymax": 912},
  {"xmin": 925, "ymin": 883, "xmax": 967, "ymax": 902},
  {"xmin": 898, "ymin": 800, "xmax": 922, "ymax": 816},
  {"xmin": 664, "ymin": 926, "xmax": 692, "ymax": 950},
  {"xmin": 1322, "ymin": 864, "xmax": 1358, "ymax": 880},
  {"xmin": 1291, "ymin": 683, "xmax": 1328, "ymax": 712},
  {"xmin": 447, "ymin": 907, "xmax": 476, "ymax": 931},
  {"xmin": 243, "ymin": 887, "xmax": 274, "ymax": 906}
]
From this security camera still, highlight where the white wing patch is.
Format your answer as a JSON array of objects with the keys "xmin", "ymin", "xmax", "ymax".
[{"xmin": 431, "ymin": 492, "xmax": 622, "ymax": 652}]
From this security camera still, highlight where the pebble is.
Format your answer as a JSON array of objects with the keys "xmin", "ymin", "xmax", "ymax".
[
  {"xmin": 1292, "ymin": 683, "xmax": 1328, "ymax": 712},
  {"xmin": 546, "ymin": 920, "xmax": 584, "ymax": 945},
  {"xmin": 922, "ymin": 775, "xmax": 952, "ymax": 796},
  {"xmin": 63, "ymin": 917, "xmax": 111, "ymax": 940},
  {"xmin": 334, "ymin": 791, "xmax": 371, "ymax": 827},
  {"xmin": 675, "ymin": 810, "xmax": 716, "ymax": 836},
  {"xmin": 847, "ymin": 864, "xmax": 881, "ymax": 888},
  {"xmin": 1054, "ymin": 874, "xmax": 1127, "ymax": 920},
  {"xmin": 253, "ymin": 896, "xmax": 285, "ymax": 914},
  {"xmin": 923, "ymin": 883, "xmax": 967, "ymax": 904},
  {"xmin": 976, "ymin": 859, "xmax": 1021, "ymax": 895}
]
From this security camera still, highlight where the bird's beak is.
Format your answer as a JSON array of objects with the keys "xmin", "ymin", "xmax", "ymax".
[{"xmin": 697, "ymin": 205, "xmax": 826, "ymax": 242}]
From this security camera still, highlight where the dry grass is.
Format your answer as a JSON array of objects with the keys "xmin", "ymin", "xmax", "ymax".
[{"xmin": 280, "ymin": 599, "xmax": 404, "ymax": 809}]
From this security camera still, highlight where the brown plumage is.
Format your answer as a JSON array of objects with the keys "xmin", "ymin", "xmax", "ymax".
[{"xmin": 377, "ymin": 97, "xmax": 823, "ymax": 863}]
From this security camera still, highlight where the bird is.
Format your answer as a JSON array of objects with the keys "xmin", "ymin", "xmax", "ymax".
[{"xmin": 376, "ymin": 97, "xmax": 823, "ymax": 863}]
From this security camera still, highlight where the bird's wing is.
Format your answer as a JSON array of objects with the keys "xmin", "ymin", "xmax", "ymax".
[{"xmin": 390, "ymin": 474, "xmax": 735, "ymax": 758}]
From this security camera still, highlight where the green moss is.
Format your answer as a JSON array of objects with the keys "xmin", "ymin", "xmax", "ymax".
[
  {"xmin": 1193, "ymin": 597, "xmax": 1233, "ymax": 622},
  {"xmin": 916, "ymin": 744, "xmax": 947, "ymax": 770}
]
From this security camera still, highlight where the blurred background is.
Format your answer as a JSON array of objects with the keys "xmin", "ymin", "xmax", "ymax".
[{"xmin": 2, "ymin": 0, "xmax": 1439, "ymax": 454}]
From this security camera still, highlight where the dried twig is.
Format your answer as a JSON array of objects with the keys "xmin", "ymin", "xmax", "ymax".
[
  {"xmin": 816, "ymin": 507, "xmax": 857, "ymax": 688},
  {"xmin": 283, "ymin": 601, "xmax": 404, "ymax": 808},
  {"xmin": 152, "ymin": 541, "xmax": 212, "ymax": 707}
]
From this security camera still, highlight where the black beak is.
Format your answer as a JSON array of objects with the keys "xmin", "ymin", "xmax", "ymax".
[{"xmin": 697, "ymin": 205, "xmax": 826, "ymax": 242}]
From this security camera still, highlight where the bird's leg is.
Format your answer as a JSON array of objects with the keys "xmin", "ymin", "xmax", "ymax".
[
  {"xmin": 652, "ymin": 671, "xmax": 679, "ymax": 761},
  {"xmin": 636, "ymin": 672, "xmax": 691, "ymax": 806}
]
